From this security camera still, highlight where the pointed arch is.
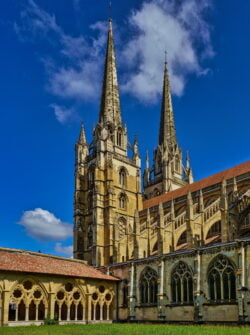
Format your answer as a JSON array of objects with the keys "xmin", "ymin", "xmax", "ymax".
[
  {"xmin": 207, "ymin": 254, "xmax": 236, "ymax": 302},
  {"xmin": 171, "ymin": 261, "xmax": 193, "ymax": 304},
  {"xmin": 139, "ymin": 267, "xmax": 158, "ymax": 305}
]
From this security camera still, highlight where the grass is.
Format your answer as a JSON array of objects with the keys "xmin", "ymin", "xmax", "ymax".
[{"xmin": 0, "ymin": 324, "xmax": 249, "ymax": 335}]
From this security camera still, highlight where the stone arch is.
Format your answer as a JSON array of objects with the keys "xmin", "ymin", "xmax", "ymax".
[
  {"xmin": 139, "ymin": 267, "xmax": 158, "ymax": 305},
  {"xmin": 54, "ymin": 280, "xmax": 87, "ymax": 322},
  {"xmin": 118, "ymin": 166, "xmax": 128, "ymax": 187},
  {"xmin": 118, "ymin": 192, "xmax": 128, "ymax": 210},
  {"xmin": 90, "ymin": 285, "xmax": 114, "ymax": 321},
  {"xmin": 175, "ymin": 226, "xmax": 187, "ymax": 249},
  {"xmin": 204, "ymin": 216, "xmax": 223, "ymax": 241},
  {"xmin": 8, "ymin": 277, "xmax": 48, "ymax": 323},
  {"xmin": 207, "ymin": 254, "xmax": 236, "ymax": 302},
  {"xmin": 171, "ymin": 261, "xmax": 193, "ymax": 304},
  {"xmin": 205, "ymin": 220, "xmax": 221, "ymax": 244}
]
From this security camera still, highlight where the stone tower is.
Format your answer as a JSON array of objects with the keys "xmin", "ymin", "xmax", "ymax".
[
  {"xmin": 74, "ymin": 20, "xmax": 142, "ymax": 266},
  {"xmin": 143, "ymin": 61, "xmax": 193, "ymax": 199}
]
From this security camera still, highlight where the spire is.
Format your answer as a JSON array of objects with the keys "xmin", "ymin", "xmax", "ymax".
[
  {"xmin": 78, "ymin": 122, "xmax": 87, "ymax": 144},
  {"xmin": 99, "ymin": 19, "xmax": 121, "ymax": 126},
  {"xmin": 159, "ymin": 59, "xmax": 177, "ymax": 147},
  {"xmin": 146, "ymin": 151, "xmax": 149, "ymax": 169}
]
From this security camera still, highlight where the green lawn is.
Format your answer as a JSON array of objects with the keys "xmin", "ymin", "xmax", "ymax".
[{"xmin": 0, "ymin": 324, "xmax": 249, "ymax": 335}]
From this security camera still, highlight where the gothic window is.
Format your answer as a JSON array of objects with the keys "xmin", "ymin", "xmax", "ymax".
[
  {"xmin": 139, "ymin": 267, "xmax": 158, "ymax": 305},
  {"xmin": 87, "ymin": 224, "xmax": 93, "ymax": 248},
  {"xmin": 208, "ymin": 254, "xmax": 236, "ymax": 302},
  {"xmin": 175, "ymin": 157, "xmax": 180, "ymax": 172},
  {"xmin": 119, "ymin": 168, "xmax": 126, "ymax": 187},
  {"xmin": 119, "ymin": 193, "xmax": 127, "ymax": 209},
  {"xmin": 171, "ymin": 261, "xmax": 193, "ymax": 304},
  {"xmin": 88, "ymin": 167, "xmax": 95, "ymax": 188},
  {"xmin": 117, "ymin": 129, "xmax": 122, "ymax": 146}
]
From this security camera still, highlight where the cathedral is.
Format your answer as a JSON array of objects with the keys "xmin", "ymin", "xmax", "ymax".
[
  {"xmin": 0, "ymin": 19, "xmax": 249, "ymax": 326},
  {"xmin": 73, "ymin": 19, "xmax": 250, "ymax": 323}
]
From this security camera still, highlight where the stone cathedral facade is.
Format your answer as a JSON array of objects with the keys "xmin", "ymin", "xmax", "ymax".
[{"xmin": 73, "ymin": 19, "xmax": 250, "ymax": 323}]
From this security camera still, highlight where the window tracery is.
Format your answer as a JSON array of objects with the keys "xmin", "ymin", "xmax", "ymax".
[
  {"xmin": 8, "ymin": 279, "xmax": 48, "ymax": 323},
  {"xmin": 139, "ymin": 267, "xmax": 158, "ymax": 305},
  {"xmin": 208, "ymin": 254, "xmax": 236, "ymax": 302},
  {"xmin": 119, "ymin": 168, "xmax": 126, "ymax": 186},
  {"xmin": 171, "ymin": 261, "xmax": 193, "ymax": 304},
  {"xmin": 90, "ymin": 286, "xmax": 114, "ymax": 321},
  {"xmin": 54, "ymin": 282, "xmax": 86, "ymax": 322}
]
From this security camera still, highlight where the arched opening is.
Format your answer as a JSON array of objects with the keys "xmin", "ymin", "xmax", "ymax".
[
  {"xmin": 208, "ymin": 254, "xmax": 236, "ymax": 303},
  {"xmin": 206, "ymin": 221, "xmax": 221, "ymax": 244},
  {"xmin": 139, "ymin": 267, "xmax": 158, "ymax": 305},
  {"xmin": 61, "ymin": 302, "xmax": 67, "ymax": 321},
  {"xmin": 18, "ymin": 300, "xmax": 25, "ymax": 321},
  {"xmin": 171, "ymin": 261, "xmax": 193, "ymax": 304},
  {"xmin": 176, "ymin": 231, "xmax": 187, "ymax": 249},
  {"xmin": 119, "ymin": 168, "xmax": 126, "ymax": 186},
  {"xmin": 119, "ymin": 193, "xmax": 127, "ymax": 210},
  {"xmin": 117, "ymin": 129, "xmax": 122, "ymax": 146},
  {"xmin": 29, "ymin": 301, "xmax": 36, "ymax": 321},
  {"xmin": 88, "ymin": 167, "xmax": 95, "ymax": 188}
]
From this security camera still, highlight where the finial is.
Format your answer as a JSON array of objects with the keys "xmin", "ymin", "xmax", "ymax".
[
  {"xmin": 109, "ymin": 1, "xmax": 112, "ymax": 22},
  {"xmin": 146, "ymin": 150, "xmax": 149, "ymax": 169},
  {"xmin": 186, "ymin": 150, "xmax": 190, "ymax": 169}
]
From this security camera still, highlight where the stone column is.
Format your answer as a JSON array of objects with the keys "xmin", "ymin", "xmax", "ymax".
[
  {"xmin": 15, "ymin": 304, "xmax": 18, "ymax": 322},
  {"xmin": 220, "ymin": 179, "xmax": 229, "ymax": 242},
  {"xmin": 100, "ymin": 303, "xmax": 103, "ymax": 321},
  {"xmin": 128, "ymin": 262, "xmax": 136, "ymax": 320},
  {"xmin": 75, "ymin": 304, "xmax": 78, "ymax": 321},
  {"xmin": 194, "ymin": 251, "xmax": 203, "ymax": 323},
  {"xmin": 58, "ymin": 305, "xmax": 62, "ymax": 322},
  {"xmin": 67, "ymin": 305, "xmax": 70, "ymax": 321},
  {"xmin": 48, "ymin": 292, "xmax": 55, "ymax": 320},
  {"xmin": 158, "ymin": 259, "xmax": 166, "ymax": 320},
  {"xmin": 107, "ymin": 304, "xmax": 110, "ymax": 321},
  {"xmin": 25, "ymin": 305, "xmax": 29, "ymax": 322},
  {"xmin": 238, "ymin": 243, "xmax": 248, "ymax": 323},
  {"xmin": 2, "ymin": 290, "xmax": 10, "ymax": 326},
  {"xmin": 87, "ymin": 296, "xmax": 92, "ymax": 322},
  {"xmin": 35, "ymin": 304, "xmax": 39, "ymax": 322}
]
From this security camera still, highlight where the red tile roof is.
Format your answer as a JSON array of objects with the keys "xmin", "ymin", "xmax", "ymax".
[
  {"xmin": 0, "ymin": 248, "xmax": 118, "ymax": 281},
  {"xmin": 143, "ymin": 161, "xmax": 250, "ymax": 210}
]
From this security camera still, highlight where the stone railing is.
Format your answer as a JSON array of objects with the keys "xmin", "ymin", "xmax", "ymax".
[
  {"xmin": 204, "ymin": 198, "xmax": 220, "ymax": 223},
  {"xmin": 175, "ymin": 211, "xmax": 186, "ymax": 229}
]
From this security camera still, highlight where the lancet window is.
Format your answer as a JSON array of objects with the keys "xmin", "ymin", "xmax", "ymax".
[
  {"xmin": 208, "ymin": 254, "xmax": 236, "ymax": 302},
  {"xmin": 139, "ymin": 267, "xmax": 158, "ymax": 305},
  {"xmin": 171, "ymin": 261, "xmax": 193, "ymax": 304},
  {"xmin": 119, "ymin": 168, "xmax": 126, "ymax": 186},
  {"xmin": 119, "ymin": 193, "xmax": 127, "ymax": 209}
]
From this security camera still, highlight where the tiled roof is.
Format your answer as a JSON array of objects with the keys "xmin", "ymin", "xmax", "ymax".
[
  {"xmin": 0, "ymin": 248, "xmax": 118, "ymax": 281},
  {"xmin": 143, "ymin": 161, "xmax": 250, "ymax": 209}
]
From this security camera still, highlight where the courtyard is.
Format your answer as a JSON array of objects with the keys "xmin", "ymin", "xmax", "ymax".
[{"xmin": 0, "ymin": 324, "xmax": 249, "ymax": 335}]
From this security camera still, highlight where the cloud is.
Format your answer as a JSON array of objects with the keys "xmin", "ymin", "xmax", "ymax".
[
  {"xmin": 55, "ymin": 243, "xmax": 73, "ymax": 256},
  {"xmin": 18, "ymin": 208, "xmax": 72, "ymax": 241},
  {"xmin": 50, "ymin": 103, "xmax": 76, "ymax": 124},
  {"xmin": 121, "ymin": 0, "xmax": 214, "ymax": 101},
  {"xmin": 15, "ymin": 0, "xmax": 107, "ymax": 118},
  {"xmin": 15, "ymin": 0, "xmax": 214, "ymax": 106}
]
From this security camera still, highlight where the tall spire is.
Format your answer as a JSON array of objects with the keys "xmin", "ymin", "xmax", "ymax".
[
  {"xmin": 99, "ymin": 19, "xmax": 121, "ymax": 126},
  {"xmin": 78, "ymin": 122, "xmax": 87, "ymax": 144},
  {"xmin": 159, "ymin": 60, "xmax": 177, "ymax": 147}
]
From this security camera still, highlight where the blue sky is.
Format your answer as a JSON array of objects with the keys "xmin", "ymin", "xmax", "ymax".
[{"xmin": 0, "ymin": 0, "xmax": 249, "ymax": 257}]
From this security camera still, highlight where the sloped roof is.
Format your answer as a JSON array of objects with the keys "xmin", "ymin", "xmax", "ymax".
[
  {"xmin": 143, "ymin": 161, "xmax": 250, "ymax": 209},
  {"xmin": 0, "ymin": 248, "xmax": 118, "ymax": 281}
]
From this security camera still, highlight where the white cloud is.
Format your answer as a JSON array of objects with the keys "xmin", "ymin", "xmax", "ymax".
[
  {"xmin": 18, "ymin": 208, "xmax": 72, "ymax": 241},
  {"xmin": 16, "ymin": 0, "xmax": 214, "ymax": 106},
  {"xmin": 55, "ymin": 243, "xmax": 73, "ymax": 256},
  {"xmin": 122, "ymin": 0, "xmax": 214, "ymax": 101},
  {"xmin": 15, "ymin": 0, "xmax": 107, "ymax": 114},
  {"xmin": 50, "ymin": 103, "xmax": 76, "ymax": 124}
]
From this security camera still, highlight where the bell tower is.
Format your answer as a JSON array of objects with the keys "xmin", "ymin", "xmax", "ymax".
[
  {"xmin": 74, "ymin": 20, "xmax": 142, "ymax": 266},
  {"xmin": 143, "ymin": 60, "xmax": 193, "ymax": 199}
]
